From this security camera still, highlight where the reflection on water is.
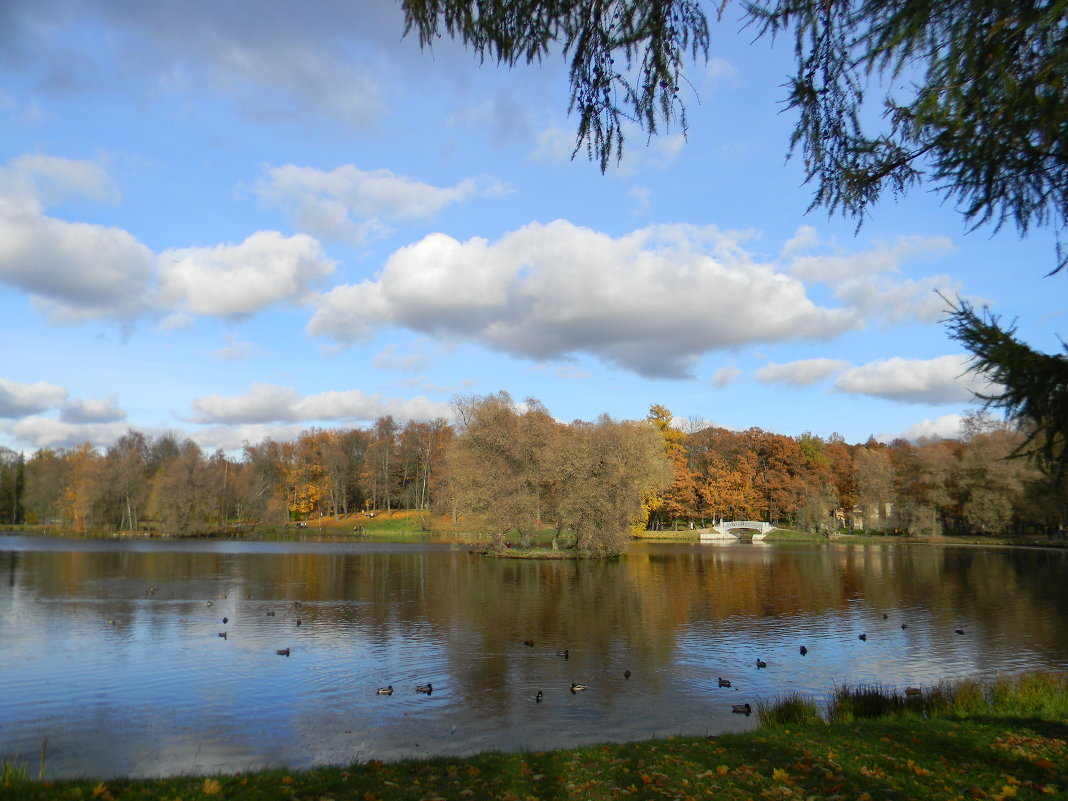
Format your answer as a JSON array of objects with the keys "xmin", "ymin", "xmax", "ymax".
[{"xmin": 1, "ymin": 535, "xmax": 1066, "ymax": 778}]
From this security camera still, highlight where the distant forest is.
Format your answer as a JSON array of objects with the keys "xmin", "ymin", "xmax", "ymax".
[{"xmin": 0, "ymin": 393, "xmax": 1061, "ymax": 539}]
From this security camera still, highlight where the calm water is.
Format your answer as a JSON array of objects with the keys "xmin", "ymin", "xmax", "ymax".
[{"xmin": 1, "ymin": 534, "xmax": 1067, "ymax": 778}]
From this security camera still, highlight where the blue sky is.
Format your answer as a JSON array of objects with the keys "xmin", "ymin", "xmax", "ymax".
[{"xmin": 1, "ymin": 0, "xmax": 1063, "ymax": 455}]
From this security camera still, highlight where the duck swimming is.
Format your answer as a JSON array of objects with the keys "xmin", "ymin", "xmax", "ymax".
[
  {"xmin": 624, "ymin": 669, "xmax": 631, "ymax": 679},
  {"xmin": 376, "ymin": 685, "xmax": 393, "ymax": 696},
  {"xmin": 523, "ymin": 640, "xmax": 535, "ymax": 647},
  {"xmin": 756, "ymin": 659, "xmax": 767, "ymax": 669},
  {"xmin": 718, "ymin": 677, "xmax": 732, "ymax": 688},
  {"xmin": 535, "ymin": 691, "xmax": 543, "ymax": 703},
  {"xmin": 276, "ymin": 648, "xmax": 290, "ymax": 656},
  {"xmin": 570, "ymin": 683, "xmax": 587, "ymax": 693},
  {"xmin": 416, "ymin": 683, "xmax": 433, "ymax": 694},
  {"xmin": 799, "ymin": 645, "xmax": 808, "ymax": 656},
  {"xmin": 858, "ymin": 633, "xmax": 867, "ymax": 641},
  {"xmin": 732, "ymin": 703, "xmax": 752, "ymax": 715},
  {"xmin": 556, "ymin": 649, "xmax": 569, "ymax": 659}
]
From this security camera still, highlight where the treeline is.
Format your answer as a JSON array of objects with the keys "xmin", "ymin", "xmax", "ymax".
[{"xmin": 0, "ymin": 395, "xmax": 1062, "ymax": 539}]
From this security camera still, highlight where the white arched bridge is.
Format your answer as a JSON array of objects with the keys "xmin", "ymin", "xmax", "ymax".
[{"xmin": 699, "ymin": 520, "xmax": 777, "ymax": 541}]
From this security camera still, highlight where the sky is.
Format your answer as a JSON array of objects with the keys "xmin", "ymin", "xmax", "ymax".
[{"xmin": 1, "ymin": 0, "xmax": 1064, "ymax": 456}]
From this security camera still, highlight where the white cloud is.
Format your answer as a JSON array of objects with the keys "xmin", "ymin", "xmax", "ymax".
[
  {"xmin": 754, "ymin": 358, "xmax": 849, "ymax": 386},
  {"xmin": 158, "ymin": 231, "xmax": 336, "ymax": 318},
  {"xmin": 787, "ymin": 233, "xmax": 958, "ymax": 325},
  {"xmin": 212, "ymin": 333, "xmax": 258, "ymax": 362},
  {"xmin": 257, "ymin": 164, "xmax": 504, "ymax": 244},
  {"xmin": 373, "ymin": 343, "xmax": 430, "ymax": 373},
  {"xmin": 308, "ymin": 220, "xmax": 859, "ymax": 379},
  {"xmin": 0, "ymin": 378, "xmax": 68, "ymax": 417},
  {"xmin": 711, "ymin": 365, "xmax": 740, "ymax": 389},
  {"xmin": 0, "ymin": 155, "xmax": 155, "ymax": 322},
  {"xmin": 532, "ymin": 126, "xmax": 575, "ymax": 163},
  {"xmin": 190, "ymin": 382, "xmax": 451, "ymax": 425},
  {"xmin": 834, "ymin": 355, "xmax": 989, "ymax": 404},
  {"xmin": 704, "ymin": 57, "xmax": 738, "ymax": 90},
  {"xmin": 60, "ymin": 395, "xmax": 126, "ymax": 424},
  {"xmin": 888, "ymin": 414, "xmax": 964, "ymax": 443},
  {"xmin": 4, "ymin": 416, "xmax": 131, "ymax": 450}
]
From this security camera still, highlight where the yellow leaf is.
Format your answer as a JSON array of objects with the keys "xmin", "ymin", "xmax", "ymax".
[
  {"xmin": 715, "ymin": 765, "xmax": 730, "ymax": 776},
  {"xmin": 772, "ymin": 768, "xmax": 790, "ymax": 783},
  {"xmin": 202, "ymin": 778, "xmax": 222, "ymax": 796},
  {"xmin": 91, "ymin": 783, "xmax": 109, "ymax": 799}
]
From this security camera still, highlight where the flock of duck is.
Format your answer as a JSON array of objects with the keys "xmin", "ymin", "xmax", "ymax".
[{"xmin": 205, "ymin": 597, "xmax": 965, "ymax": 718}]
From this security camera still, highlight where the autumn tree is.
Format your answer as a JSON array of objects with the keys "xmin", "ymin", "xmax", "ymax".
[
  {"xmin": 552, "ymin": 415, "xmax": 672, "ymax": 553},
  {"xmin": 149, "ymin": 438, "xmax": 210, "ymax": 536},
  {"xmin": 22, "ymin": 448, "xmax": 67, "ymax": 525},
  {"xmin": 100, "ymin": 430, "xmax": 150, "ymax": 531},
  {"xmin": 854, "ymin": 443, "xmax": 895, "ymax": 533},
  {"xmin": 646, "ymin": 404, "xmax": 699, "ymax": 529},
  {"xmin": 0, "ymin": 447, "xmax": 24, "ymax": 525},
  {"xmin": 448, "ymin": 392, "xmax": 555, "ymax": 547}
]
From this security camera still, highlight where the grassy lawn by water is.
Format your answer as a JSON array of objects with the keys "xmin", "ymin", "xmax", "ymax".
[{"xmin": 4, "ymin": 674, "xmax": 1065, "ymax": 801}]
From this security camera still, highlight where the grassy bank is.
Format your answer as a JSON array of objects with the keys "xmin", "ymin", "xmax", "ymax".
[{"xmin": 4, "ymin": 673, "xmax": 1065, "ymax": 801}]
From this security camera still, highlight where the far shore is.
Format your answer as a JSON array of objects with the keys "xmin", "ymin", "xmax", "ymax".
[{"xmin": 2, "ymin": 512, "xmax": 1066, "ymax": 553}]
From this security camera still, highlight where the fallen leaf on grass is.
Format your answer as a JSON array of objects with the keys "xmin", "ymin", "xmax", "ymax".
[{"xmin": 202, "ymin": 779, "xmax": 222, "ymax": 796}]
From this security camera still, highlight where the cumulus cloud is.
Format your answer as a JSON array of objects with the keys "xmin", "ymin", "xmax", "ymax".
[
  {"xmin": 711, "ymin": 365, "xmax": 740, "ymax": 389},
  {"xmin": 158, "ymin": 231, "xmax": 336, "ymax": 318},
  {"xmin": 0, "ymin": 378, "xmax": 68, "ymax": 417},
  {"xmin": 308, "ymin": 220, "xmax": 859, "ymax": 378},
  {"xmin": 257, "ymin": 163, "xmax": 505, "ymax": 244},
  {"xmin": 0, "ymin": 155, "xmax": 155, "ymax": 322},
  {"xmin": 754, "ymin": 358, "xmax": 849, "ymax": 386},
  {"xmin": 3, "ymin": 416, "xmax": 132, "ymax": 450},
  {"xmin": 785, "ymin": 230, "xmax": 958, "ymax": 324},
  {"xmin": 833, "ymin": 355, "xmax": 990, "ymax": 404},
  {"xmin": 889, "ymin": 414, "xmax": 965, "ymax": 443},
  {"xmin": 190, "ymin": 382, "xmax": 451, "ymax": 425},
  {"xmin": 373, "ymin": 343, "xmax": 430, "ymax": 373},
  {"xmin": 59, "ymin": 395, "xmax": 126, "ymax": 424}
]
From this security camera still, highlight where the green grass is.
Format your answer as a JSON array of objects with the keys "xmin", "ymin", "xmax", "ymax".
[{"xmin": 4, "ymin": 673, "xmax": 1065, "ymax": 800}]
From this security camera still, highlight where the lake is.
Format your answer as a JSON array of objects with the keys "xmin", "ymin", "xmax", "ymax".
[{"xmin": 1, "ymin": 534, "xmax": 1066, "ymax": 779}]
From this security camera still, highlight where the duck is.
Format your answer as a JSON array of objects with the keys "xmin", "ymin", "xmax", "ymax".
[
  {"xmin": 296, "ymin": 620, "xmax": 302, "ymax": 627},
  {"xmin": 276, "ymin": 648, "xmax": 290, "ymax": 656},
  {"xmin": 624, "ymin": 669, "xmax": 632, "ymax": 679},
  {"xmin": 901, "ymin": 623, "xmax": 908, "ymax": 629},
  {"xmin": 755, "ymin": 659, "xmax": 767, "ymax": 669},
  {"xmin": 535, "ymin": 691, "xmax": 544, "ymax": 703},
  {"xmin": 718, "ymin": 677, "xmax": 732, "ymax": 688},
  {"xmin": 376, "ymin": 685, "xmax": 394, "ymax": 696},
  {"xmin": 556, "ymin": 649, "xmax": 569, "ymax": 659},
  {"xmin": 955, "ymin": 629, "xmax": 965, "ymax": 635},
  {"xmin": 222, "ymin": 617, "xmax": 228, "ymax": 624},
  {"xmin": 904, "ymin": 687, "xmax": 922, "ymax": 697},
  {"xmin": 218, "ymin": 632, "xmax": 227, "ymax": 639},
  {"xmin": 882, "ymin": 613, "xmax": 888, "ymax": 620},
  {"xmin": 858, "ymin": 633, "xmax": 867, "ymax": 641},
  {"xmin": 799, "ymin": 645, "xmax": 808, "ymax": 656},
  {"xmin": 570, "ymin": 683, "xmax": 587, "ymax": 693},
  {"xmin": 416, "ymin": 683, "xmax": 433, "ymax": 694},
  {"xmin": 731, "ymin": 703, "xmax": 752, "ymax": 715},
  {"xmin": 523, "ymin": 640, "xmax": 535, "ymax": 647},
  {"xmin": 266, "ymin": 611, "xmax": 276, "ymax": 617}
]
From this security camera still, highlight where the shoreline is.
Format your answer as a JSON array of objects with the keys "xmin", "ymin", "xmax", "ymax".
[{"xmin": 4, "ymin": 673, "xmax": 1065, "ymax": 799}]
